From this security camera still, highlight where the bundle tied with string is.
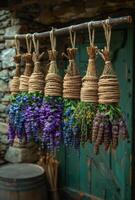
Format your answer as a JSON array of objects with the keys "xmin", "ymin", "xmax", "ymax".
[
  {"xmin": 41, "ymin": 29, "xmax": 63, "ymax": 152},
  {"xmin": 92, "ymin": 21, "xmax": 128, "ymax": 154},
  {"xmin": 45, "ymin": 49, "xmax": 62, "ymax": 97},
  {"xmin": 20, "ymin": 35, "xmax": 33, "ymax": 92},
  {"xmin": 10, "ymin": 37, "xmax": 21, "ymax": 95},
  {"xmin": 63, "ymin": 48, "xmax": 81, "ymax": 99},
  {"xmin": 29, "ymin": 36, "xmax": 45, "ymax": 93},
  {"xmin": 74, "ymin": 25, "xmax": 98, "ymax": 145},
  {"xmin": 98, "ymin": 24, "xmax": 120, "ymax": 104},
  {"xmin": 81, "ymin": 46, "xmax": 98, "ymax": 102},
  {"xmin": 63, "ymin": 28, "xmax": 81, "ymax": 149}
]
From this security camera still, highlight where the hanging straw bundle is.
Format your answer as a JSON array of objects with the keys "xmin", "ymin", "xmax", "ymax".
[
  {"xmin": 92, "ymin": 20, "xmax": 128, "ymax": 154},
  {"xmin": 10, "ymin": 36, "xmax": 21, "ymax": 96},
  {"xmin": 45, "ymin": 30, "xmax": 62, "ymax": 97},
  {"xmin": 19, "ymin": 34, "xmax": 33, "ymax": 92},
  {"xmin": 75, "ymin": 24, "xmax": 98, "ymax": 144},
  {"xmin": 29, "ymin": 34, "xmax": 45, "ymax": 93},
  {"xmin": 63, "ymin": 28, "xmax": 81, "ymax": 99},
  {"xmin": 63, "ymin": 27, "xmax": 81, "ymax": 148},
  {"xmin": 38, "ymin": 153, "xmax": 60, "ymax": 200},
  {"xmin": 41, "ymin": 29, "xmax": 63, "ymax": 152}
]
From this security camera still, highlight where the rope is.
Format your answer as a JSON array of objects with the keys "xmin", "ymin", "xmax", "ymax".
[
  {"xmin": 26, "ymin": 34, "xmax": 32, "ymax": 53},
  {"xmin": 88, "ymin": 22, "xmax": 95, "ymax": 47},
  {"xmin": 103, "ymin": 19, "xmax": 111, "ymax": 52},
  {"xmin": 32, "ymin": 33, "xmax": 39, "ymax": 55},
  {"xmin": 15, "ymin": 34, "xmax": 20, "ymax": 55},
  {"xmin": 50, "ymin": 28, "xmax": 56, "ymax": 51},
  {"xmin": 69, "ymin": 26, "xmax": 76, "ymax": 48}
]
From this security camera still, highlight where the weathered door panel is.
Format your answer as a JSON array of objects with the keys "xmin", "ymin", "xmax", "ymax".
[{"xmin": 58, "ymin": 27, "xmax": 132, "ymax": 200}]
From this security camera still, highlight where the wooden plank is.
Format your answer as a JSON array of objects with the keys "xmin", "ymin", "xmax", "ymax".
[
  {"xmin": 79, "ymin": 143, "xmax": 92, "ymax": 193},
  {"xmin": 65, "ymin": 146, "xmax": 80, "ymax": 190},
  {"xmin": 110, "ymin": 27, "xmax": 133, "ymax": 200}
]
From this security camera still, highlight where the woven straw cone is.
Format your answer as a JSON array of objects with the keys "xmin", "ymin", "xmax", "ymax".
[
  {"xmin": 19, "ymin": 53, "xmax": 33, "ymax": 92},
  {"xmin": 98, "ymin": 49, "xmax": 120, "ymax": 104},
  {"xmin": 63, "ymin": 48, "xmax": 81, "ymax": 99},
  {"xmin": 81, "ymin": 46, "xmax": 98, "ymax": 102},
  {"xmin": 10, "ymin": 54, "xmax": 21, "ymax": 95},
  {"xmin": 45, "ymin": 50, "xmax": 62, "ymax": 97},
  {"xmin": 29, "ymin": 52, "xmax": 45, "ymax": 93}
]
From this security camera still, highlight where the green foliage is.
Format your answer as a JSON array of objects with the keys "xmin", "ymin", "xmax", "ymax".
[
  {"xmin": 98, "ymin": 104, "xmax": 122, "ymax": 121},
  {"xmin": 75, "ymin": 102, "xmax": 97, "ymax": 144}
]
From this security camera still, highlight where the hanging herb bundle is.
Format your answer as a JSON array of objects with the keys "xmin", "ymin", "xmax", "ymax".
[
  {"xmin": 8, "ymin": 34, "xmax": 44, "ymax": 144},
  {"xmin": 8, "ymin": 92, "xmax": 43, "ymax": 144},
  {"xmin": 43, "ymin": 29, "xmax": 63, "ymax": 152},
  {"xmin": 63, "ymin": 28, "xmax": 81, "ymax": 148},
  {"xmin": 24, "ymin": 34, "xmax": 45, "ymax": 143},
  {"xmin": 75, "ymin": 24, "xmax": 98, "ymax": 145},
  {"xmin": 92, "ymin": 21, "xmax": 128, "ymax": 154}
]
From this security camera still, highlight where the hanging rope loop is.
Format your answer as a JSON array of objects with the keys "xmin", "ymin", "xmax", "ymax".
[
  {"xmin": 103, "ymin": 18, "xmax": 112, "ymax": 52},
  {"xmin": 26, "ymin": 33, "xmax": 32, "ymax": 53},
  {"xmin": 88, "ymin": 22, "xmax": 95, "ymax": 47},
  {"xmin": 32, "ymin": 33, "xmax": 39, "ymax": 55},
  {"xmin": 69, "ymin": 26, "xmax": 76, "ymax": 48},
  {"xmin": 15, "ymin": 34, "xmax": 20, "ymax": 55},
  {"xmin": 50, "ymin": 27, "xmax": 56, "ymax": 51}
]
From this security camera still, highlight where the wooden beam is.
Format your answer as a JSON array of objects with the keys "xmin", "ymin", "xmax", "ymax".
[{"xmin": 4, "ymin": 15, "xmax": 132, "ymax": 40}]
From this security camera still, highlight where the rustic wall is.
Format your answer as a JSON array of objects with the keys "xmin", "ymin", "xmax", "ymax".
[{"xmin": 0, "ymin": 10, "xmax": 20, "ymax": 163}]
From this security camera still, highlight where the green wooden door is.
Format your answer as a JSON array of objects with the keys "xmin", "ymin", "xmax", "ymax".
[{"xmin": 58, "ymin": 26, "xmax": 133, "ymax": 200}]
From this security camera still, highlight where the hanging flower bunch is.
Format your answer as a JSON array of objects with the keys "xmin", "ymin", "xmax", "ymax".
[
  {"xmin": 40, "ymin": 97, "xmax": 63, "ymax": 151},
  {"xmin": 63, "ymin": 99, "xmax": 80, "ymax": 148},
  {"xmin": 92, "ymin": 22, "xmax": 128, "ymax": 154},
  {"xmin": 63, "ymin": 29, "xmax": 81, "ymax": 148},
  {"xmin": 43, "ymin": 29, "xmax": 63, "ymax": 151},
  {"xmin": 8, "ymin": 92, "xmax": 43, "ymax": 144},
  {"xmin": 75, "ymin": 25, "xmax": 98, "ymax": 145}
]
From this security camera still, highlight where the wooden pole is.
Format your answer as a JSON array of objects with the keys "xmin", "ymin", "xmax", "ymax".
[{"xmin": 4, "ymin": 16, "xmax": 132, "ymax": 40}]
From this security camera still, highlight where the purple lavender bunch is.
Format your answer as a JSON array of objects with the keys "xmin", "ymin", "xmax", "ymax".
[
  {"xmin": 8, "ymin": 92, "xmax": 43, "ymax": 144},
  {"xmin": 40, "ymin": 97, "xmax": 63, "ymax": 151}
]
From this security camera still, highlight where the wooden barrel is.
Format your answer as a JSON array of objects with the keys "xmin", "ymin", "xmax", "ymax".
[{"xmin": 0, "ymin": 163, "xmax": 48, "ymax": 200}]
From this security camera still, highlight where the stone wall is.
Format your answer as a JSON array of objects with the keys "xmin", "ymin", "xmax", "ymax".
[{"xmin": 0, "ymin": 10, "xmax": 20, "ymax": 163}]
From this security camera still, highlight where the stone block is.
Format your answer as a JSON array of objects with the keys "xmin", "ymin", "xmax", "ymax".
[
  {"xmin": 5, "ymin": 25, "xmax": 21, "ymax": 48},
  {"xmin": 0, "ymin": 104, "xmax": 7, "ymax": 113},
  {"xmin": 0, "ymin": 80, "xmax": 8, "ymax": 92},
  {"xmin": 0, "ymin": 134, "xmax": 9, "ymax": 145},
  {"xmin": 0, "ymin": 35, "xmax": 4, "ymax": 42},
  {"xmin": 1, "ymin": 48, "xmax": 16, "ymax": 69},
  {"xmin": 0, "ymin": 69, "xmax": 9, "ymax": 82},
  {"xmin": 0, "ymin": 122, "xmax": 8, "ymax": 134},
  {"xmin": 0, "ymin": 43, "xmax": 5, "ymax": 50},
  {"xmin": 5, "ymin": 145, "xmax": 39, "ymax": 163},
  {"xmin": 1, "ymin": 94, "xmax": 10, "ymax": 105},
  {"xmin": 0, "ymin": 29, "xmax": 5, "ymax": 35}
]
